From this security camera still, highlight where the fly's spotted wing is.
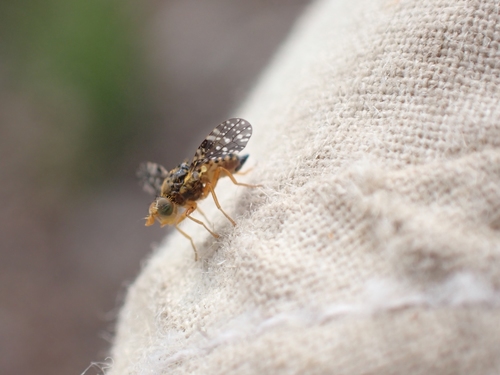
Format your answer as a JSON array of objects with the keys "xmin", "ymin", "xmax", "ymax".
[
  {"xmin": 137, "ymin": 162, "xmax": 168, "ymax": 195},
  {"xmin": 191, "ymin": 118, "xmax": 252, "ymax": 170}
]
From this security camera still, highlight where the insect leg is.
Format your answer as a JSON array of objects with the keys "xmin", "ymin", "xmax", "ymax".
[
  {"xmin": 206, "ymin": 182, "xmax": 237, "ymax": 226},
  {"xmin": 217, "ymin": 167, "xmax": 261, "ymax": 188},
  {"xmin": 236, "ymin": 167, "xmax": 253, "ymax": 176},
  {"xmin": 195, "ymin": 206, "xmax": 213, "ymax": 228},
  {"xmin": 179, "ymin": 202, "xmax": 218, "ymax": 237},
  {"xmin": 187, "ymin": 215, "xmax": 219, "ymax": 238},
  {"xmin": 174, "ymin": 225, "xmax": 198, "ymax": 261},
  {"xmin": 173, "ymin": 204, "xmax": 203, "ymax": 260}
]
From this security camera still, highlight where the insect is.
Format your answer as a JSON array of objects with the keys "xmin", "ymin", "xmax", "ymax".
[{"xmin": 137, "ymin": 118, "xmax": 258, "ymax": 260}]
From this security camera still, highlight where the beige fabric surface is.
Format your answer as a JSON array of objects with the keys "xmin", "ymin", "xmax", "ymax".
[{"xmin": 108, "ymin": 0, "xmax": 500, "ymax": 373}]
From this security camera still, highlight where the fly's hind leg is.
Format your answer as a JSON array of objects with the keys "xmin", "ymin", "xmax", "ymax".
[
  {"xmin": 216, "ymin": 166, "xmax": 262, "ymax": 188},
  {"xmin": 235, "ymin": 166, "xmax": 253, "ymax": 176}
]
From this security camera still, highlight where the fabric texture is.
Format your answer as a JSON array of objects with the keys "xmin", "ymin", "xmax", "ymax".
[{"xmin": 108, "ymin": 0, "xmax": 500, "ymax": 373}]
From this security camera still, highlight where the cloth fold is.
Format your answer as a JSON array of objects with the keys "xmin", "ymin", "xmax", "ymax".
[{"xmin": 108, "ymin": 0, "xmax": 500, "ymax": 373}]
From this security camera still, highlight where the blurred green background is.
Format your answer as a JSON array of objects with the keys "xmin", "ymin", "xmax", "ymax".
[
  {"xmin": 1, "ymin": 0, "xmax": 141, "ymax": 186},
  {"xmin": 0, "ymin": 1, "xmax": 310, "ymax": 374}
]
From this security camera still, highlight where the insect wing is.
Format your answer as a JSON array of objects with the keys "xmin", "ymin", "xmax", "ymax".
[
  {"xmin": 191, "ymin": 118, "xmax": 252, "ymax": 170},
  {"xmin": 137, "ymin": 162, "xmax": 168, "ymax": 195}
]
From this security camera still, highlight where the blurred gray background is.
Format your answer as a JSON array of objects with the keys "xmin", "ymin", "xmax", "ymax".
[{"xmin": 0, "ymin": 1, "xmax": 311, "ymax": 374}]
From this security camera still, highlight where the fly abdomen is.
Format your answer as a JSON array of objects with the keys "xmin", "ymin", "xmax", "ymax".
[{"xmin": 235, "ymin": 154, "xmax": 249, "ymax": 172}]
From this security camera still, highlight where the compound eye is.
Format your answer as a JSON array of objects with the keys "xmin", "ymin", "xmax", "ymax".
[{"xmin": 156, "ymin": 198, "xmax": 173, "ymax": 216}]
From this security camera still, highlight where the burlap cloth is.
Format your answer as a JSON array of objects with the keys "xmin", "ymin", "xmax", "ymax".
[{"xmin": 107, "ymin": 0, "xmax": 500, "ymax": 373}]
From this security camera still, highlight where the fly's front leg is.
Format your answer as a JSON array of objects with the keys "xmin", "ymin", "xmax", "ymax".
[
  {"xmin": 175, "ymin": 225, "xmax": 198, "ymax": 261},
  {"xmin": 175, "ymin": 202, "xmax": 220, "ymax": 260},
  {"xmin": 173, "ymin": 205, "xmax": 199, "ymax": 260}
]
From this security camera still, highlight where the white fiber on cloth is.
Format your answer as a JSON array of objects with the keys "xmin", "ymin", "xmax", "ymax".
[{"xmin": 108, "ymin": 0, "xmax": 500, "ymax": 373}]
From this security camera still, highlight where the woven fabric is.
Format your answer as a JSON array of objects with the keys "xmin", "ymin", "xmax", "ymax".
[{"xmin": 108, "ymin": 0, "xmax": 500, "ymax": 373}]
